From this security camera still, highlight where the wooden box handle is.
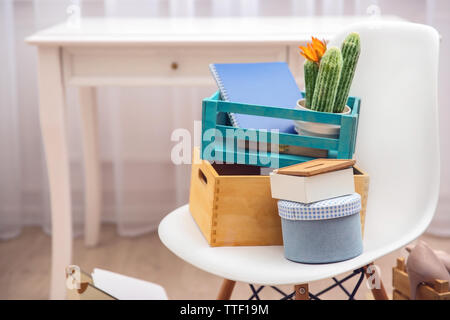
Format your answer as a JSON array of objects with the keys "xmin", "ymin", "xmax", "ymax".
[{"xmin": 198, "ymin": 168, "xmax": 208, "ymax": 185}]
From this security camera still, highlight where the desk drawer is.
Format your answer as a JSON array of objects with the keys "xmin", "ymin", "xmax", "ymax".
[{"xmin": 63, "ymin": 46, "xmax": 287, "ymax": 86}]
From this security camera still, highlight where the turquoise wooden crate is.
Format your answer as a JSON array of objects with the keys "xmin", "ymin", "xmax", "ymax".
[{"xmin": 201, "ymin": 91, "xmax": 360, "ymax": 168}]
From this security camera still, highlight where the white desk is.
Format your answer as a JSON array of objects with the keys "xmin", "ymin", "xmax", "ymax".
[{"xmin": 26, "ymin": 16, "xmax": 399, "ymax": 300}]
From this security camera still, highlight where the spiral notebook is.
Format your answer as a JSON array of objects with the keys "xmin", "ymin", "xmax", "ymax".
[
  {"xmin": 209, "ymin": 62, "xmax": 302, "ymax": 133},
  {"xmin": 209, "ymin": 62, "xmax": 327, "ymax": 158}
]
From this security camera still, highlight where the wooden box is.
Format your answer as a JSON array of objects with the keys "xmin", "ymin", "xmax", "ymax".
[
  {"xmin": 189, "ymin": 147, "xmax": 282, "ymax": 247},
  {"xmin": 189, "ymin": 147, "xmax": 369, "ymax": 247},
  {"xmin": 201, "ymin": 91, "xmax": 361, "ymax": 168},
  {"xmin": 392, "ymin": 257, "xmax": 450, "ymax": 300}
]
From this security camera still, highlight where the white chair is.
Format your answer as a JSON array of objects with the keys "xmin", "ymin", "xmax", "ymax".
[{"xmin": 158, "ymin": 20, "xmax": 440, "ymax": 300}]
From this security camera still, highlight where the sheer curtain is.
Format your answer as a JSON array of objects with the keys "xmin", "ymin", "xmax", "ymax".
[{"xmin": 1, "ymin": 0, "xmax": 449, "ymax": 239}]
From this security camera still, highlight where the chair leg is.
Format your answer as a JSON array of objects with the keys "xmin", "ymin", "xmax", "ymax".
[
  {"xmin": 294, "ymin": 284, "xmax": 309, "ymax": 300},
  {"xmin": 217, "ymin": 279, "xmax": 236, "ymax": 300},
  {"xmin": 364, "ymin": 262, "xmax": 389, "ymax": 300}
]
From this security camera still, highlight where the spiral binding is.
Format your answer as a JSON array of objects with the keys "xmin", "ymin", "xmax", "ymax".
[{"xmin": 209, "ymin": 64, "xmax": 239, "ymax": 127}]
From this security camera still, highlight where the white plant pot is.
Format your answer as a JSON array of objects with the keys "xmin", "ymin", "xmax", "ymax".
[{"xmin": 295, "ymin": 99, "xmax": 351, "ymax": 139}]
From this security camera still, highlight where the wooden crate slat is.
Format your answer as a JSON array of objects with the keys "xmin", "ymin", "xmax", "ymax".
[
  {"xmin": 350, "ymin": 97, "xmax": 361, "ymax": 156},
  {"xmin": 214, "ymin": 125, "xmax": 340, "ymax": 150},
  {"xmin": 216, "ymin": 100, "xmax": 343, "ymax": 125},
  {"xmin": 396, "ymin": 257, "xmax": 406, "ymax": 271},
  {"xmin": 337, "ymin": 115, "xmax": 356, "ymax": 159},
  {"xmin": 392, "ymin": 267, "xmax": 412, "ymax": 298}
]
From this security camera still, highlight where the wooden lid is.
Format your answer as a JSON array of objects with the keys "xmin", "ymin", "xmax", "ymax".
[{"xmin": 276, "ymin": 158, "xmax": 356, "ymax": 177}]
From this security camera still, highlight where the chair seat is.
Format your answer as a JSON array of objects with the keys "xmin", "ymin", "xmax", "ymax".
[{"xmin": 159, "ymin": 205, "xmax": 396, "ymax": 285}]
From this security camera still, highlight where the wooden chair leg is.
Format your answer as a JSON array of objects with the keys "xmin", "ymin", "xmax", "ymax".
[
  {"xmin": 294, "ymin": 284, "xmax": 309, "ymax": 300},
  {"xmin": 217, "ymin": 279, "xmax": 236, "ymax": 300},
  {"xmin": 364, "ymin": 262, "xmax": 389, "ymax": 300}
]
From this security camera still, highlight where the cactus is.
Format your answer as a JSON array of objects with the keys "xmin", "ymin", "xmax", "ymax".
[
  {"xmin": 304, "ymin": 60, "xmax": 319, "ymax": 108},
  {"xmin": 333, "ymin": 32, "xmax": 361, "ymax": 113},
  {"xmin": 311, "ymin": 47, "xmax": 343, "ymax": 113}
]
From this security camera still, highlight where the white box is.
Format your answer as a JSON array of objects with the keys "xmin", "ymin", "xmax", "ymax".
[{"xmin": 270, "ymin": 167, "xmax": 355, "ymax": 203}]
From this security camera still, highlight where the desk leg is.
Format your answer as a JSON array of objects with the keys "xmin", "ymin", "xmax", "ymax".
[
  {"xmin": 79, "ymin": 87, "xmax": 102, "ymax": 247},
  {"xmin": 37, "ymin": 47, "xmax": 72, "ymax": 300}
]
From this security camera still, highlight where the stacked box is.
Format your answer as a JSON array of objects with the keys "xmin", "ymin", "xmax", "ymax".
[{"xmin": 270, "ymin": 159, "xmax": 364, "ymax": 263}]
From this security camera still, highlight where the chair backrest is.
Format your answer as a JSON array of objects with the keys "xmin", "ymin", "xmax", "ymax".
[{"xmin": 329, "ymin": 21, "xmax": 440, "ymax": 252}]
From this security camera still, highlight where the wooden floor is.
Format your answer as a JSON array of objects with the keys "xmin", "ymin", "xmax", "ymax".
[{"xmin": 0, "ymin": 225, "xmax": 449, "ymax": 300}]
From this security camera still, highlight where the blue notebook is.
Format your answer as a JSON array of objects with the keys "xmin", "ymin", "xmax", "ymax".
[{"xmin": 209, "ymin": 62, "xmax": 303, "ymax": 134}]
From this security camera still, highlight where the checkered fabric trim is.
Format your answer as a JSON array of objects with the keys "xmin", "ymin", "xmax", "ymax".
[{"xmin": 278, "ymin": 193, "xmax": 361, "ymax": 221}]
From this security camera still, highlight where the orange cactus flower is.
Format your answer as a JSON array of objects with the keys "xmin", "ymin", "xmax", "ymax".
[
  {"xmin": 299, "ymin": 37, "xmax": 327, "ymax": 64},
  {"xmin": 299, "ymin": 43, "xmax": 318, "ymax": 62},
  {"xmin": 311, "ymin": 37, "xmax": 326, "ymax": 58}
]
